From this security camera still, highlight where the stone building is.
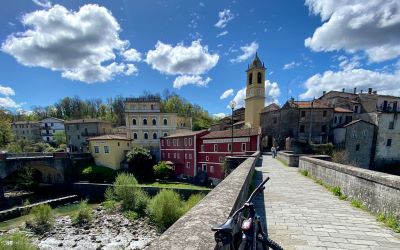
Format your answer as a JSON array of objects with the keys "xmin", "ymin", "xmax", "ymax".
[
  {"xmin": 65, "ymin": 118, "xmax": 112, "ymax": 152},
  {"xmin": 333, "ymin": 120, "xmax": 376, "ymax": 168},
  {"xmin": 40, "ymin": 117, "xmax": 65, "ymax": 143},
  {"xmin": 124, "ymin": 97, "xmax": 191, "ymax": 159},
  {"xmin": 11, "ymin": 121, "xmax": 41, "ymax": 142},
  {"xmin": 260, "ymin": 99, "xmax": 333, "ymax": 150}
]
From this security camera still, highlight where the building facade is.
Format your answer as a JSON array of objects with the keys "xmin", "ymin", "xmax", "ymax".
[
  {"xmin": 124, "ymin": 97, "xmax": 191, "ymax": 158},
  {"xmin": 245, "ymin": 53, "xmax": 266, "ymax": 128},
  {"xmin": 40, "ymin": 117, "xmax": 65, "ymax": 143},
  {"xmin": 11, "ymin": 121, "xmax": 41, "ymax": 142},
  {"xmin": 65, "ymin": 119, "xmax": 112, "ymax": 152},
  {"xmin": 88, "ymin": 135, "xmax": 132, "ymax": 170},
  {"xmin": 374, "ymin": 112, "xmax": 400, "ymax": 168},
  {"xmin": 160, "ymin": 130, "xmax": 208, "ymax": 179}
]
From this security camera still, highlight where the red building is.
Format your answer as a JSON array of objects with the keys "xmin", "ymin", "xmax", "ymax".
[
  {"xmin": 160, "ymin": 128, "xmax": 260, "ymax": 184},
  {"xmin": 198, "ymin": 128, "xmax": 260, "ymax": 182},
  {"xmin": 160, "ymin": 130, "xmax": 208, "ymax": 178}
]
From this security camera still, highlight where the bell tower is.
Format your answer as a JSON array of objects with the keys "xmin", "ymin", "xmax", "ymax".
[{"xmin": 245, "ymin": 53, "xmax": 266, "ymax": 128}]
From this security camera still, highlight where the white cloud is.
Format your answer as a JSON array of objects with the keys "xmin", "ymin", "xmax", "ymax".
[
  {"xmin": 220, "ymin": 89, "xmax": 234, "ymax": 99},
  {"xmin": 32, "ymin": 0, "xmax": 52, "ymax": 8},
  {"xmin": 230, "ymin": 42, "xmax": 259, "ymax": 63},
  {"xmin": 305, "ymin": 0, "xmax": 400, "ymax": 62},
  {"xmin": 173, "ymin": 75, "xmax": 211, "ymax": 89},
  {"xmin": 229, "ymin": 87, "xmax": 247, "ymax": 108},
  {"xmin": 0, "ymin": 97, "xmax": 21, "ymax": 108},
  {"xmin": 300, "ymin": 68, "xmax": 400, "ymax": 99},
  {"xmin": 215, "ymin": 9, "xmax": 234, "ymax": 29},
  {"xmin": 213, "ymin": 113, "xmax": 227, "ymax": 118},
  {"xmin": 122, "ymin": 48, "xmax": 141, "ymax": 62},
  {"xmin": 265, "ymin": 80, "xmax": 281, "ymax": 104},
  {"xmin": 0, "ymin": 85, "xmax": 15, "ymax": 96},
  {"xmin": 125, "ymin": 64, "xmax": 138, "ymax": 76},
  {"xmin": 1, "ymin": 4, "xmax": 139, "ymax": 83},
  {"xmin": 216, "ymin": 31, "xmax": 229, "ymax": 38},
  {"xmin": 283, "ymin": 61, "xmax": 300, "ymax": 70}
]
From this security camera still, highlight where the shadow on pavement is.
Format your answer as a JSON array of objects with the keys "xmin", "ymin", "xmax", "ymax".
[{"xmin": 254, "ymin": 155, "xmax": 269, "ymax": 237}]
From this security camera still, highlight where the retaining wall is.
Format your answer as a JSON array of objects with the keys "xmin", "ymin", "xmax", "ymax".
[
  {"xmin": 148, "ymin": 152, "xmax": 260, "ymax": 249},
  {"xmin": 277, "ymin": 151, "xmax": 331, "ymax": 167},
  {"xmin": 299, "ymin": 156, "xmax": 400, "ymax": 217}
]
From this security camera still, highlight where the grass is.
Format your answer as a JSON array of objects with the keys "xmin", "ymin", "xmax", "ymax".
[
  {"xmin": 138, "ymin": 181, "xmax": 211, "ymax": 190},
  {"xmin": 377, "ymin": 213, "xmax": 400, "ymax": 233},
  {"xmin": 300, "ymin": 170, "xmax": 309, "ymax": 177},
  {"xmin": 351, "ymin": 200, "xmax": 368, "ymax": 210}
]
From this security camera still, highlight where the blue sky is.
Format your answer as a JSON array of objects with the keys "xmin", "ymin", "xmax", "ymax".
[{"xmin": 1, "ymin": 0, "xmax": 400, "ymax": 118}]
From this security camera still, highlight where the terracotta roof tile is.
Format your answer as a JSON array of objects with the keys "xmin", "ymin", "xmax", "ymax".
[
  {"xmin": 334, "ymin": 107, "xmax": 353, "ymax": 113},
  {"xmin": 65, "ymin": 118, "xmax": 111, "ymax": 124},
  {"xmin": 201, "ymin": 127, "xmax": 260, "ymax": 139},
  {"xmin": 88, "ymin": 134, "xmax": 131, "ymax": 141}
]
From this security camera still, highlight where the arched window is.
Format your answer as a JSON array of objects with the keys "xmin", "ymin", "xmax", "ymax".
[
  {"xmin": 132, "ymin": 119, "xmax": 137, "ymax": 125},
  {"xmin": 257, "ymin": 72, "xmax": 262, "ymax": 83},
  {"xmin": 163, "ymin": 119, "xmax": 168, "ymax": 125},
  {"xmin": 152, "ymin": 118, "xmax": 157, "ymax": 125},
  {"xmin": 143, "ymin": 119, "xmax": 147, "ymax": 125},
  {"xmin": 248, "ymin": 73, "xmax": 253, "ymax": 84},
  {"xmin": 133, "ymin": 133, "xmax": 138, "ymax": 139},
  {"xmin": 144, "ymin": 133, "xmax": 148, "ymax": 139},
  {"xmin": 153, "ymin": 133, "xmax": 157, "ymax": 139}
]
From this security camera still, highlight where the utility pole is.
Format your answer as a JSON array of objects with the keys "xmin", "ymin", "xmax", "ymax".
[{"xmin": 229, "ymin": 101, "xmax": 236, "ymax": 157}]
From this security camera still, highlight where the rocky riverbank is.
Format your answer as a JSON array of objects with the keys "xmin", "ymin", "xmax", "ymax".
[{"xmin": 2, "ymin": 206, "xmax": 159, "ymax": 250}]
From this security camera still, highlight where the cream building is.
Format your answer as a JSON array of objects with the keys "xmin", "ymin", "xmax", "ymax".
[
  {"xmin": 124, "ymin": 97, "xmax": 191, "ymax": 158},
  {"xmin": 88, "ymin": 135, "xmax": 132, "ymax": 170},
  {"xmin": 245, "ymin": 53, "xmax": 266, "ymax": 128}
]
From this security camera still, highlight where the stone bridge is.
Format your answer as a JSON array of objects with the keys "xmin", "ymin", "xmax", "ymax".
[{"xmin": 0, "ymin": 152, "xmax": 91, "ymax": 198}]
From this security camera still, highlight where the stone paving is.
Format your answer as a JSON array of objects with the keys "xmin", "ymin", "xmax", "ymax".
[{"xmin": 254, "ymin": 155, "xmax": 400, "ymax": 250}]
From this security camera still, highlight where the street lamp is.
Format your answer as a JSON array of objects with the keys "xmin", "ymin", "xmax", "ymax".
[{"xmin": 229, "ymin": 101, "xmax": 236, "ymax": 157}]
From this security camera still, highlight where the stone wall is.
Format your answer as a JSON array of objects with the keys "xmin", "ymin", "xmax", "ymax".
[
  {"xmin": 278, "ymin": 151, "xmax": 331, "ymax": 167},
  {"xmin": 148, "ymin": 152, "xmax": 260, "ymax": 249},
  {"xmin": 299, "ymin": 156, "xmax": 400, "ymax": 217}
]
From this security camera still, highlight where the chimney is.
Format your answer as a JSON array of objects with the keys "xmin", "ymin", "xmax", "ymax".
[
  {"xmin": 353, "ymin": 88, "xmax": 357, "ymax": 94},
  {"xmin": 368, "ymin": 88, "xmax": 372, "ymax": 94},
  {"xmin": 373, "ymin": 90, "xmax": 377, "ymax": 95},
  {"xmin": 360, "ymin": 90, "xmax": 363, "ymax": 94},
  {"xmin": 322, "ymin": 91, "xmax": 326, "ymax": 95},
  {"xmin": 342, "ymin": 88, "xmax": 345, "ymax": 93}
]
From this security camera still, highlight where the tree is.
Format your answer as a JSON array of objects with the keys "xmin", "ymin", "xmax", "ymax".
[
  {"xmin": 126, "ymin": 146, "xmax": 154, "ymax": 181},
  {"xmin": 153, "ymin": 161, "xmax": 173, "ymax": 180},
  {"xmin": 0, "ymin": 110, "xmax": 14, "ymax": 148},
  {"xmin": 53, "ymin": 131, "xmax": 66, "ymax": 146}
]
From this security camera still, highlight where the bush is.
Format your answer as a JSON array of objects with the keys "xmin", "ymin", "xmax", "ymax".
[
  {"xmin": 126, "ymin": 146, "xmax": 155, "ymax": 181},
  {"xmin": 147, "ymin": 189, "xmax": 185, "ymax": 231},
  {"xmin": 311, "ymin": 143, "xmax": 334, "ymax": 155},
  {"xmin": 27, "ymin": 204, "xmax": 54, "ymax": 234},
  {"xmin": 0, "ymin": 232, "xmax": 38, "ymax": 250},
  {"xmin": 72, "ymin": 200, "xmax": 93, "ymax": 226},
  {"xmin": 113, "ymin": 173, "xmax": 149, "ymax": 212},
  {"xmin": 153, "ymin": 161, "xmax": 173, "ymax": 180},
  {"xmin": 184, "ymin": 193, "xmax": 205, "ymax": 212},
  {"xmin": 80, "ymin": 165, "xmax": 117, "ymax": 183},
  {"xmin": 331, "ymin": 150, "xmax": 350, "ymax": 165}
]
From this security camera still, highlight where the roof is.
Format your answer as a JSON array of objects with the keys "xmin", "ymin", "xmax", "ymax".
[
  {"xmin": 201, "ymin": 127, "xmax": 260, "ymax": 139},
  {"xmin": 334, "ymin": 107, "xmax": 353, "ymax": 113},
  {"xmin": 247, "ymin": 52, "xmax": 265, "ymax": 70},
  {"xmin": 261, "ymin": 103, "xmax": 280, "ymax": 113},
  {"xmin": 162, "ymin": 129, "xmax": 208, "ymax": 138},
  {"xmin": 233, "ymin": 121, "xmax": 245, "ymax": 126},
  {"xmin": 293, "ymin": 100, "xmax": 330, "ymax": 109},
  {"xmin": 12, "ymin": 121, "xmax": 39, "ymax": 124},
  {"xmin": 65, "ymin": 118, "xmax": 111, "ymax": 124},
  {"xmin": 40, "ymin": 117, "xmax": 64, "ymax": 122},
  {"xmin": 88, "ymin": 134, "xmax": 131, "ymax": 141},
  {"xmin": 125, "ymin": 97, "xmax": 161, "ymax": 103},
  {"xmin": 343, "ymin": 119, "xmax": 376, "ymax": 128}
]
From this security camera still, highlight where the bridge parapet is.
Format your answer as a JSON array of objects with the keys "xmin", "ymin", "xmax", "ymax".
[{"xmin": 148, "ymin": 151, "xmax": 260, "ymax": 249}]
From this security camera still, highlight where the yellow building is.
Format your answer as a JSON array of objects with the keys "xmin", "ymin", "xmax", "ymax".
[
  {"xmin": 88, "ymin": 135, "xmax": 132, "ymax": 170},
  {"xmin": 245, "ymin": 53, "xmax": 266, "ymax": 128}
]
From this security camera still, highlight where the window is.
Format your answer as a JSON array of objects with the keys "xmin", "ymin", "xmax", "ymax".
[
  {"xmin": 257, "ymin": 72, "xmax": 262, "ymax": 83},
  {"xmin": 214, "ymin": 144, "xmax": 218, "ymax": 152},
  {"xmin": 104, "ymin": 146, "xmax": 109, "ymax": 154},
  {"xmin": 152, "ymin": 119, "xmax": 157, "ymax": 125},
  {"xmin": 167, "ymin": 139, "xmax": 170, "ymax": 146},
  {"xmin": 177, "ymin": 153, "xmax": 180, "ymax": 159},
  {"xmin": 133, "ymin": 133, "xmax": 138, "ymax": 139},
  {"xmin": 186, "ymin": 162, "xmax": 190, "ymax": 168},
  {"xmin": 356, "ymin": 144, "xmax": 360, "ymax": 151},
  {"xmin": 345, "ymin": 116, "xmax": 352, "ymax": 123},
  {"xmin": 176, "ymin": 139, "xmax": 179, "ymax": 146},
  {"xmin": 300, "ymin": 125, "xmax": 305, "ymax": 133},
  {"xmin": 174, "ymin": 153, "xmax": 176, "ymax": 159},
  {"xmin": 248, "ymin": 73, "xmax": 253, "ymax": 84},
  {"xmin": 51, "ymin": 123, "xmax": 54, "ymax": 126},
  {"xmin": 184, "ymin": 138, "xmax": 187, "ymax": 146},
  {"xmin": 53, "ymin": 129, "xmax": 55, "ymax": 133},
  {"xmin": 241, "ymin": 143, "xmax": 246, "ymax": 152},
  {"xmin": 386, "ymin": 139, "xmax": 392, "ymax": 147},
  {"xmin": 76, "ymin": 125, "xmax": 79, "ymax": 130},
  {"xmin": 202, "ymin": 164, "xmax": 207, "ymax": 172},
  {"xmin": 210, "ymin": 166, "xmax": 214, "ymax": 173},
  {"xmin": 173, "ymin": 139, "xmax": 176, "ymax": 146},
  {"xmin": 162, "ymin": 153, "xmax": 165, "ymax": 158},
  {"xmin": 201, "ymin": 145, "xmax": 205, "ymax": 152},
  {"xmin": 189, "ymin": 138, "xmax": 192, "ymax": 146},
  {"xmin": 94, "ymin": 146, "xmax": 99, "ymax": 153},
  {"xmin": 127, "ymin": 142, "xmax": 129, "ymax": 147},
  {"xmin": 132, "ymin": 119, "xmax": 137, "ymax": 125},
  {"xmin": 77, "ymin": 135, "xmax": 80, "ymax": 139},
  {"xmin": 273, "ymin": 117, "xmax": 277, "ymax": 124},
  {"xmin": 189, "ymin": 154, "xmax": 192, "ymax": 159},
  {"xmin": 323, "ymin": 110, "xmax": 327, "ymax": 117},
  {"xmin": 389, "ymin": 121, "xmax": 394, "ymax": 130},
  {"xmin": 334, "ymin": 116, "xmax": 337, "ymax": 124},
  {"xmin": 321, "ymin": 125, "xmax": 327, "ymax": 133},
  {"xmin": 153, "ymin": 133, "xmax": 157, "ymax": 139},
  {"xmin": 164, "ymin": 119, "xmax": 168, "ymax": 125},
  {"xmin": 164, "ymin": 132, "xmax": 168, "ymax": 137},
  {"xmin": 168, "ymin": 153, "xmax": 170, "ymax": 158},
  {"xmin": 151, "ymin": 104, "xmax": 154, "ymax": 110},
  {"xmin": 206, "ymin": 156, "xmax": 209, "ymax": 161},
  {"xmin": 228, "ymin": 143, "xmax": 232, "ymax": 152},
  {"xmin": 103, "ymin": 128, "xmax": 106, "ymax": 134},
  {"xmin": 84, "ymin": 128, "xmax": 88, "ymax": 135},
  {"xmin": 219, "ymin": 156, "xmax": 224, "ymax": 162},
  {"xmin": 301, "ymin": 111, "xmax": 306, "ymax": 117},
  {"xmin": 117, "ymin": 142, "xmax": 120, "ymax": 146},
  {"xmin": 46, "ymin": 137, "xmax": 50, "ymax": 142},
  {"xmin": 144, "ymin": 133, "xmax": 148, "ymax": 140},
  {"xmin": 339, "ymin": 117, "xmax": 343, "ymax": 124},
  {"xmin": 143, "ymin": 119, "xmax": 147, "ymax": 125},
  {"xmin": 161, "ymin": 140, "xmax": 164, "ymax": 146},
  {"xmin": 354, "ymin": 106, "xmax": 359, "ymax": 113}
]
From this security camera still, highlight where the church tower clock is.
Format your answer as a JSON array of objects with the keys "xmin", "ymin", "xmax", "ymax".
[{"xmin": 244, "ymin": 53, "xmax": 266, "ymax": 128}]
